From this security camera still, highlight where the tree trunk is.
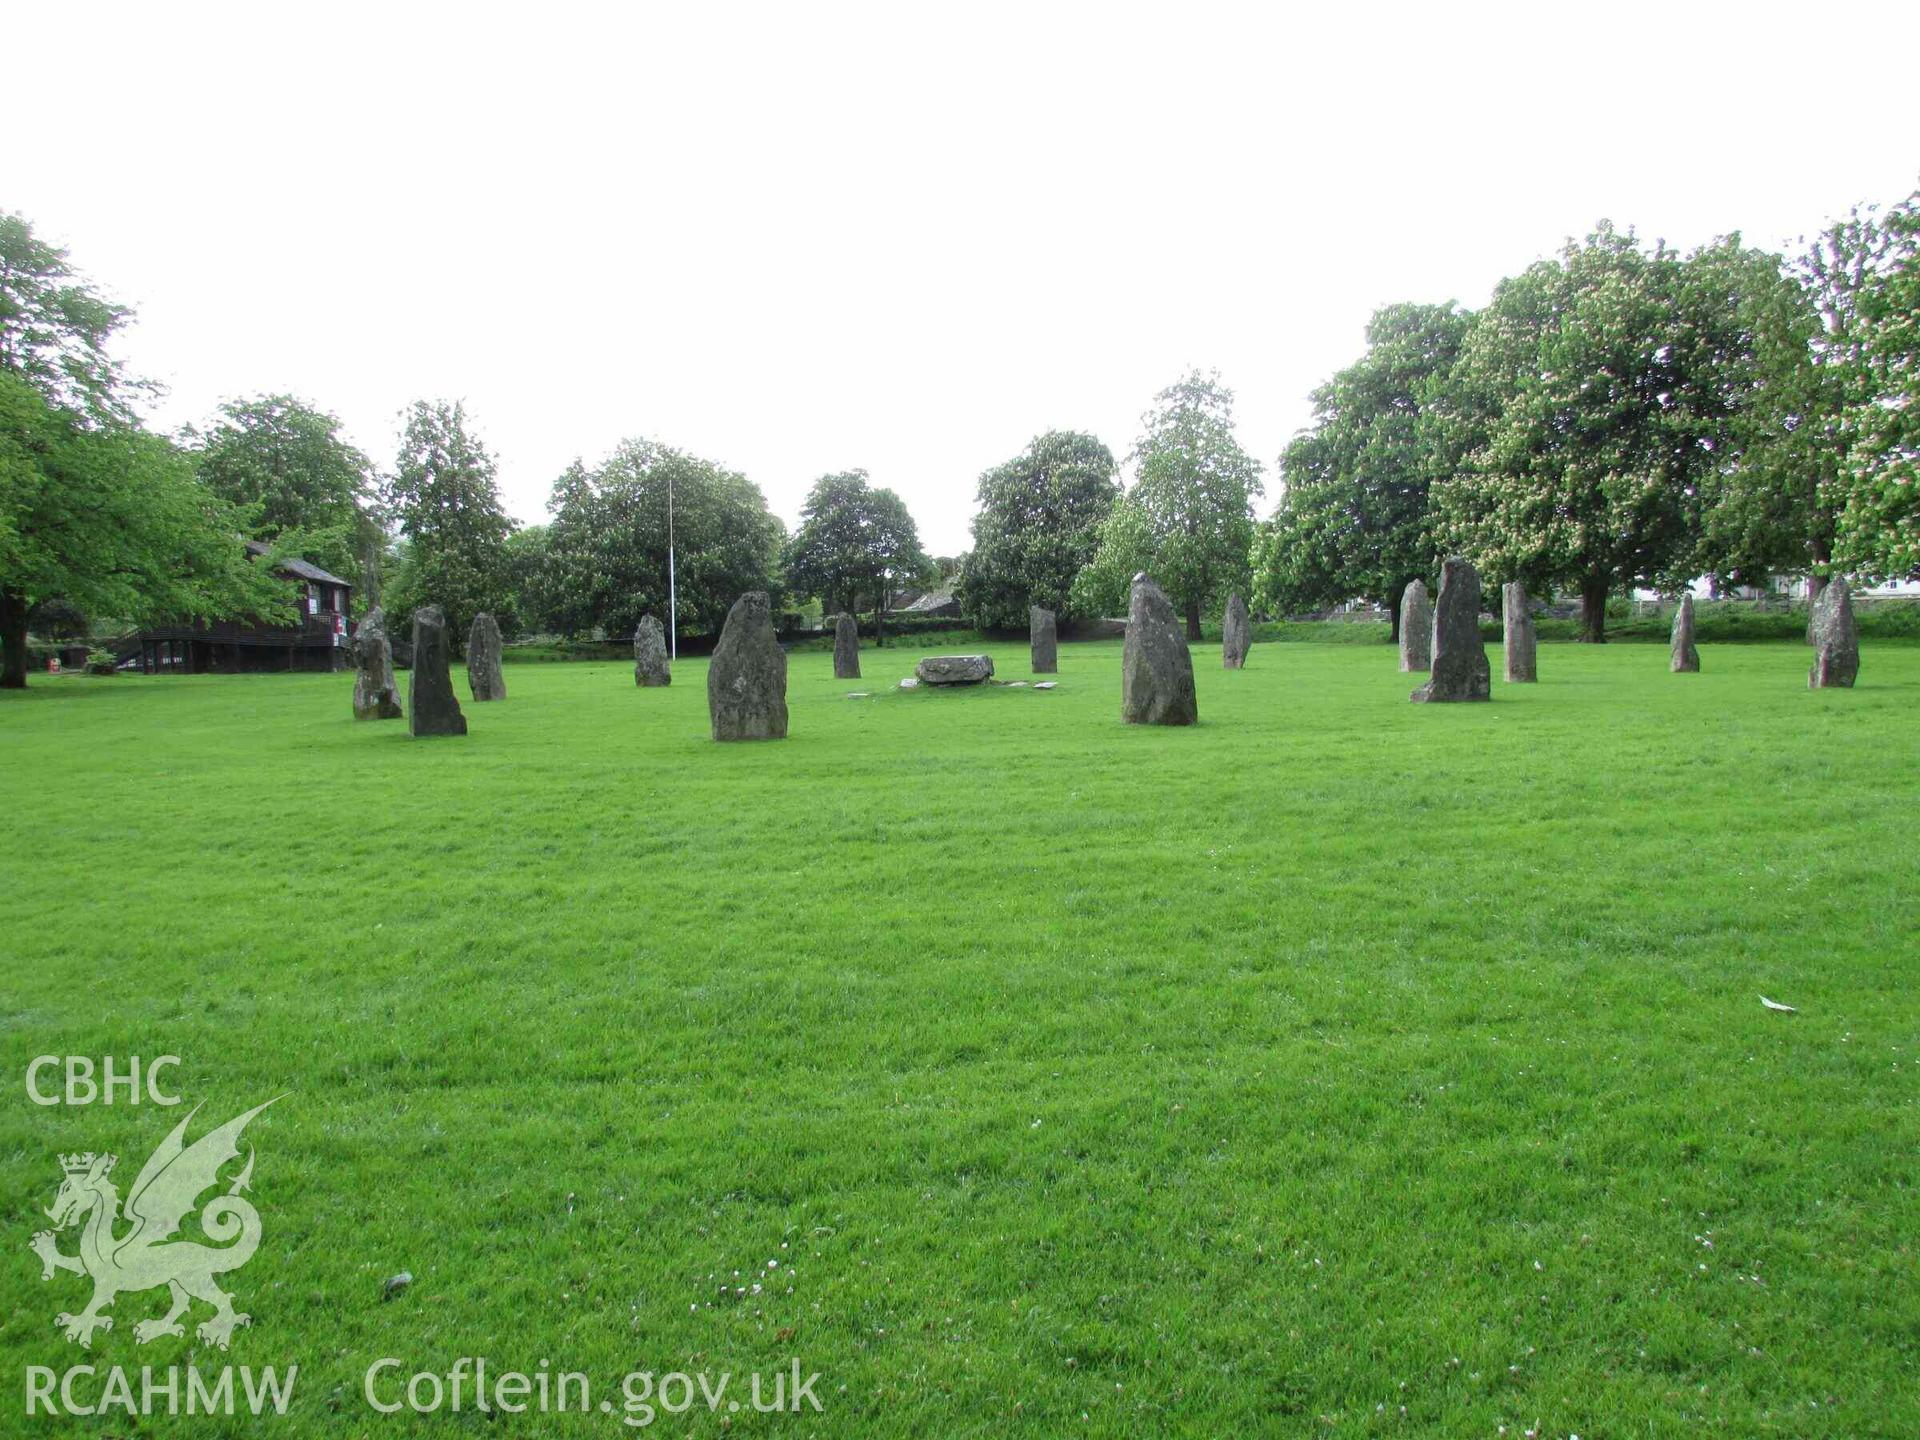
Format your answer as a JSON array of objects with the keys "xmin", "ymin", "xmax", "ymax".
[
  {"xmin": 1578, "ymin": 575, "xmax": 1610, "ymax": 643},
  {"xmin": 874, "ymin": 597, "xmax": 885, "ymax": 649},
  {"xmin": 1, "ymin": 587, "xmax": 29, "ymax": 689},
  {"xmin": 1184, "ymin": 596, "xmax": 1202, "ymax": 642},
  {"xmin": 1387, "ymin": 591, "xmax": 1403, "ymax": 644}
]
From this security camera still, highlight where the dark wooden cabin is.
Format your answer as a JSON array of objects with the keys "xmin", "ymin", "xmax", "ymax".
[{"xmin": 131, "ymin": 541, "xmax": 353, "ymax": 674}]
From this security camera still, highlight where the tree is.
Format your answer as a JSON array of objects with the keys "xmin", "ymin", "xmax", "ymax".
[
  {"xmin": 1696, "ymin": 188, "xmax": 1918, "ymax": 595},
  {"xmin": 1, "ymin": 213, "xmax": 280, "ymax": 687},
  {"xmin": 189, "ymin": 394, "xmax": 378, "ymax": 593},
  {"xmin": 957, "ymin": 431, "xmax": 1119, "ymax": 629},
  {"xmin": 1068, "ymin": 490, "xmax": 1154, "ymax": 619},
  {"xmin": 781, "ymin": 471, "xmax": 931, "ymax": 644},
  {"xmin": 1, "ymin": 372, "xmax": 285, "ymax": 685},
  {"xmin": 501, "ymin": 523, "xmax": 558, "ymax": 636},
  {"xmin": 539, "ymin": 439, "xmax": 784, "ymax": 640},
  {"xmin": 1079, "ymin": 371, "xmax": 1264, "ymax": 638},
  {"xmin": 1841, "ymin": 196, "xmax": 1920, "ymax": 578},
  {"xmin": 0, "ymin": 212, "xmax": 140, "ymax": 422},
  {"xmin": 381, "ymin": 401, "xmax": 515, "ymax": 643},
  {"xmin": 1251, "ymin": 303, "xmax": 1470, "ymax": 638},
  {"xmin": 1434, "ymin": 225, "xmax": 1793, "ymax": 641}
]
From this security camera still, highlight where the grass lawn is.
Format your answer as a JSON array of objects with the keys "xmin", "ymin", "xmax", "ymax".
[{"xmin": 1, "ymin": 640, "xmax": 1915, "ymax": 1436}]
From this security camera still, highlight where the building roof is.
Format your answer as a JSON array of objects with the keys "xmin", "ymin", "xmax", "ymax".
[
  {"xmin": 245, "ymin": 540, "xmax": 352, "ymax": 588},
  {"xmin": 898, "ymin": 588, "xmax": 958, "ymax": 613}
]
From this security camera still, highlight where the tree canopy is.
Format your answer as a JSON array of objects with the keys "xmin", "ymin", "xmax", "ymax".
[
  {"xmin": 0, "ymin": 372, "xmax": 285, "ymax": 684},
  {"xmin": 190, "ymin": 393, "xmax": 378, "ymax": 592},
  {"xmin": 1252, "ymin": 302, "xmax": 1469, "ymax": 637},
  {"xmin": 782, "ymin": 471, "xmax": 931, "ymax": 636},
  {"xmin": 381, "ymin": 400, "xmax": 516, "ymax": 642},
  {"xmin": 0, "ymin": 213, "xmax": 280, "ymax": 686},
  {"xmin": 1076, "ymin": 371, "xmax": 1263, "ymax": 637},
  {"xmin": 958, "ymin": 430, "xmax": 1118, "ymax": 630},
  {"xmin": 1840, "ymin": 196, "xmax": 1920, "ymax": 578},
  {"xmin": 1432, "ymin": 225, "xmax": 1804, "ymax": 640},
  {"xmin": 0, "ymin": 212, "xmax": 139, "ymax": 422},
  {"xmin": 534, "ymin": 439, "xmax": 784, "ymax": 640}
]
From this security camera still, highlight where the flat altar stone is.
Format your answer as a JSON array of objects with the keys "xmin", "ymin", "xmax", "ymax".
[{"xmin": 915, "ymin": 654, "xmax": 994, "ymax": 685}]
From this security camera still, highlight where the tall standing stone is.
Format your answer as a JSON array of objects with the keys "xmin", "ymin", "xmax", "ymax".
[
  {"xmin": 1221, "ymin": 593, "xmax": 1251, "ymax": 670},
  {"xmin": 1121, "ymin": 573, "xmax": 1197, "ymax": 726},
  {"xmin": 1670, "ymin": 594, "xmax": 1700, "ymax": 673},
  {"xmin": 1502, "ymin": 581, "xmax": 1537, "ymax": 683},
  {"xmin": 1410, "ymin": 557, "xmax": 1490, "ymax": 703},
  {"xmin": 1805, "ymin": 575, "xmax": 1827, "ymax": 644},
  {"xmin": 351, "ymin": 606, "xmax": 404, "ymax": 720},
  {"xmin": 634, "ymin": 614, "xmax": 671, "ymax": 686},
  {"xmin": 1808, "ymin": 574, "xmax": 1859, "ymax": 689},
  {"xmin": 833, "ymin": 613, "xmax": 861, "ymax": 680},
  {"xmin": 1399, "ymin": 579, "xmax": 1432, "ymax": 672},
  {"xmin": 1029, "ymin": 606, "xmax": 1058, "ymax": 674},
  {"xmin": 408, "ymin": 605, "xmax": 468, "ymax": 737},
  {"xmin": 708, "ymin": 592, "xmax": 788, "ymax": 740},
  {"xmin": 467, "ymin": 612, "xmax": 506, "ymax": 701}
]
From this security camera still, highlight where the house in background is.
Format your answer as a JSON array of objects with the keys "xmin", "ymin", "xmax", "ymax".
[
  {"xmin": 891, "ymin": 587, "xmax": 962, "ymax": 619},
  {"xmin": 128, "ymin": 541, "xmax": 353, "ymax": 673}
]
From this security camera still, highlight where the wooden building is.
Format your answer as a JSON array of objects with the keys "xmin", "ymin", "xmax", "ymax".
[{"xmin": 131, "ymin": 542, "xmax": 353, "ymax": 674}]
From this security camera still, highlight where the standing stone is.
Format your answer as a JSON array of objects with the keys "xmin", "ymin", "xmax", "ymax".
[
  {"xmin": 1670, "ymin": 594, "xmax": 1700, "ymax": 673},
  {"xmin": 833, "ymin": 613, "xmax": 861, "ymax": 680},
  {"xmin": 1502, "ymin": 581, "xmax": 1537, "ymax": 683},
  {"xmin": 1121, "ymin": 573, "xmax": 1198, "ymax": 726},
  {"xmin": 466, "ymin": 612, "xmax": 506, "ymax": 701},
  {"xmin": 351, "ymin": 606, "xmax": 403, "ymax": 720},
  {"xmin": 1410, "ymin": 557, "xmax": 1490, "ymax": 703},
  {"xmin": 1399, "ymin": 579, "xmax": 1432, "ymax": 672},
  {"xmin": 1221, "ymin": 593, "xmax": 1251, "ymax": 670},
  {"xmin": 408, "ymin": 605, "xmax": 468, "ymax": 737},
  {"xmin": 1030, "ymin": 606, "xmax": 1058, "ymax": 674},
  {"xmin": 633, "ymin": 614, "xmax": 671, "ymax": 687},
  {"xmin": 708, "ymin": 592, "xmax": 788, "ymax": 740},
  {"xmin": 1805, "ymin": 575, "xmax": 1827, "ymax": 644},
  {"xmin": 1808, "ymin": 575, "xmax": 1859, "ymax": 689}
]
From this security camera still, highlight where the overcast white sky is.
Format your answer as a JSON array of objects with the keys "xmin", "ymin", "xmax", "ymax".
[{"xmin": 8, "ymin": 2, "xmax": 1918, "ymax": 555}]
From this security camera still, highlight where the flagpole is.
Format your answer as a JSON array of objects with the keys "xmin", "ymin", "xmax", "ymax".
[{"xmin": 667, "ymin": 470, "xmax": 677, "ymax": 661}]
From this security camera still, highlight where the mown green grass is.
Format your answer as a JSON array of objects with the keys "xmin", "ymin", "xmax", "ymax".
[{"xmin": 1, "ymin": 641, "xmax": 1916, "ymax": 1437}]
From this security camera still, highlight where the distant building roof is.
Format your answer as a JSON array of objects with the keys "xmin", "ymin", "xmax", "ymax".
[
  {"xmin": 899, "ymin": 588, "xmax": 958, "ymax": 614},
  {"xmin": 245, "ymin": 540, "xmax": 352, "ymax": 588}
]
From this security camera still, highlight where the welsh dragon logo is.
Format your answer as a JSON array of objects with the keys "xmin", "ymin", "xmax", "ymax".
[{"xmin": 30, "ymin": 1097, "xmax": 281, "ymax": 1349}]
